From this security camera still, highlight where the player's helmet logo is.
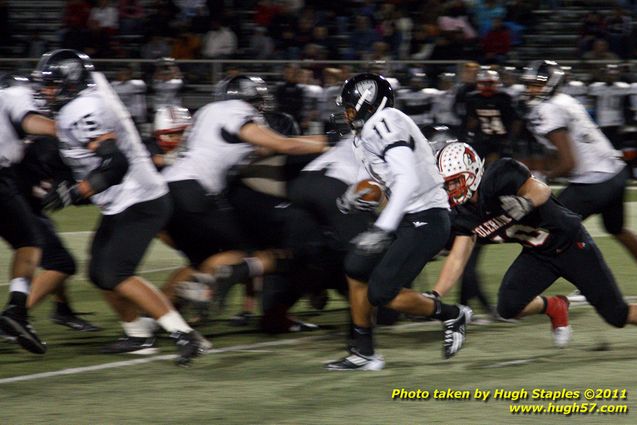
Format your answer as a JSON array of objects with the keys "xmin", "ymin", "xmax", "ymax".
[{"xmin": 437, "ymin": 143, "xmax": 484, "ymax": 207}]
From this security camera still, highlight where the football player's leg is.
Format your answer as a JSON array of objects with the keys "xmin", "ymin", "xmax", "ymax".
[
  {"xmin": 497, "ymin": 252, "xmax": 571, "ymax": 347},
  {"xmin": 600, "ymin": 167, "xmax": 637, "ymax": 261},
  {"xmin": 0, "ymin": 189, "xmax": 46, "ymax": 354},
  {"xmin": 559, "ymin": 232, "xmax": 629, "ymax": 328}
]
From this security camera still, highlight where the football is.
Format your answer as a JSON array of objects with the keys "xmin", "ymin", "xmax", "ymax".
[{"xmin": 355, "ymin": 179, "xmax": 384, "ymax": 202}]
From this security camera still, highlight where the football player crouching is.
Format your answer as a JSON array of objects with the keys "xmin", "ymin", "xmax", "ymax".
[{"xmin": 432, "ymin": 142, "xmax": 637, "ymax": 350}]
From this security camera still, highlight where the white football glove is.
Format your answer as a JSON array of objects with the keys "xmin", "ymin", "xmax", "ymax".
[
  {"xmin": 499, "ymin": 195, "xmax": 534, "ymax": 220},
  {"xmin": 336, "ymin": 184, "xmax": 379, "ymax": 214},
  {"xmin": 351, "ymin": 226, "xmax": 393, "ymax": 255}
]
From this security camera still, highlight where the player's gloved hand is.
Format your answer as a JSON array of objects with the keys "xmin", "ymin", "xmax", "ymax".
[
  {"xmin": 336, "ymin": 184, "xmax": 379, "ymax": 214},
  {"xmin": 351, "ymin": 226, "xmax": 394, "ymax": 255},
  {"xmin": 42, "ymin": 180, "xmax": 83, "ymax": 211},
  {"xmin": 499, "ymin": 195, "xmax": 534, "ymax": 220}
]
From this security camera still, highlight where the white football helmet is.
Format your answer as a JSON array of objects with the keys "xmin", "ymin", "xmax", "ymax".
[
  {"xmin": 154, "ymin": 105, "xmax": 191, "ymax": 152},
  {"xmin": 437, "ymin": 143, "xmax": 484, "ymax": 207}
]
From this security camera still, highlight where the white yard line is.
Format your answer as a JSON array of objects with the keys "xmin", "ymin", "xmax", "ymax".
[{"xmin": 0, "ymin": 337, "xmax": 317, "ymax": 385}]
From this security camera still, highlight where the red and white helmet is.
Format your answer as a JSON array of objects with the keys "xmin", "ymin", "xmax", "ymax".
[
  {"xmin": 154, "ymin": 105, "xmax": 191, "ymax": 152},
  {"xmin": 437, "ymin": 143, "xmax": 484, "ymax": 207}
]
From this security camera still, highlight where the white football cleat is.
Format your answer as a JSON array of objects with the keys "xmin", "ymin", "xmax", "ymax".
[{"xmin": 553, "ymin": 325, "xmax": 572, "ymax": 348}]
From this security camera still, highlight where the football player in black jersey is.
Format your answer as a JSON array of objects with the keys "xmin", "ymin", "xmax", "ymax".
[
  {"xmin": 432, "ymin": 142, "xmax": 637, "ymax": 348},
  {"xmin": 465, "ymin": 69, "xmax": 521, "ymax": 165}
]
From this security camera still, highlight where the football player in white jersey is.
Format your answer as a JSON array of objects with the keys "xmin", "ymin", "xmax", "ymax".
[
  {"xmin": 325, "ymin": 73, "xmax": 471, "ymax": 371},
  {"xmin": 162, "ymin": 75, "xmax": 330, "ymax": 288},
  {"xmin": 589, "ymin": 64, "xmax": 632, "ymax": 150},
  {"xmin": 152, "ymin": 57, "xmax": 183, "ymax": 112},
  {"xmin": 523, "ymin": 60, "xmax": 637, "ymax": 264},
  {"xmin": 0, "ymin": 79, "xmax": 57, "ymax": 354},
  {"xmin": 34, "ymin": 49, "xmax": 206, "ymax": 365}
]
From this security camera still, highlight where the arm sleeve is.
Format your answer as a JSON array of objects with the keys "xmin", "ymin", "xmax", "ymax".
[
  {"xmin": 85, "ymin": 139, "xmax": 130, "ymax": 194},
  {"xmin": 533, "ymin": 102, "xmax": 568, "ymax": 136},
  {"xmin": 374, "ymin": 146, "xmax": 419, "ymax": 232}
]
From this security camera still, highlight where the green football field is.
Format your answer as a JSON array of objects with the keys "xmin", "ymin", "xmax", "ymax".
[{"xmin": 1, "ymin": 197, "xmax": 637, "ymax": 424}]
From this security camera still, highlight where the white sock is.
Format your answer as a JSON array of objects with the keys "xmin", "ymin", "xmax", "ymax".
[
  {"xmin": 9, "ymin": 277, "xmax": 30, "ymax": 294},
  {"xmin": 244, "ymin": 257, "xmax": 264, "ymax": 277},
  {"xmin": 157, "ymin": 310, "xmax": 192, "ymax": 334},
  {"xmin": 122, "ymin": 318, "xmax": 153, "ymax": 338}
]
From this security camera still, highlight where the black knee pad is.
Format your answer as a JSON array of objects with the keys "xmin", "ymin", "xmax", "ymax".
[
  {"xmin": 344, "ymin": 250, "xmax": 376, "ymax": 282},
  {"xmin": 366, "ymin": 279, "xmax": 400, "ymax": 307},
  {"xmin": 496, "ymin": 298, "xmax": 524, "ymax": 320},
  {"xmin": 597, "ymin": 301, "xmax": 629, "ymax": 328}
]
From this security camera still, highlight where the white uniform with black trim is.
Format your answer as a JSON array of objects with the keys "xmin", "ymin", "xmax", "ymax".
[
  {"xmin": 56, "ymin": 87, "xmax": 167, "ymax": 215},
  {"xmin": 0, "ymin": 86, "xmax": 39, "ymax": 168},
  {"xmin": 353, "ymin": 107, "xmax": 449, "ymax": 231},
  {"xmin": 112, "ymin": 79, "xmax": 147, "ymax": 123},
  {"xmin": 303, "ymin": 136, "xmax": 359, "ymax": 185},
  {"xmin": 395, "ymin": 88, "xmax": 439, "ymax": 127},
  {"xmin": 163, "ymin": 99, "xmax": 264, "ymax": 194},
  {"xmin": 589, "ymin": 81, "xmax": 631, "ymax": 127},
  {"xmin": 152, "ymin": 78, "xmax": 183, "ymax": 111},
  {"xmin": 432, "ymin": 88, "xmax": 461, "ymax": 127},
  {"xmin": 526, "ymin": 93, "xmax": 625, "ymax": 184}
]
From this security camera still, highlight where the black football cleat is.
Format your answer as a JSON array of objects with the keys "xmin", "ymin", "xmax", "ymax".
[
  {"xmin": 51, "ymin": 312, "xmax": 101, "ymax": 332},
  {"xmin": 442, "ymin": 305, "xmax": 472, "ymax": 359},
  {"xmin": 0, "ymin": 306, "xmax": 47, "ymax": 354},
  {"xmin": 100, "ymin": 336, "xmax": 158, "ymax": 355},
  {"xmin": 171, "ymin": 330, "xmax": 207, "ymax": 366}
]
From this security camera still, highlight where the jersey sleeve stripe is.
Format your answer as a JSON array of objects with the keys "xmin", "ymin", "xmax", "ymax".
[{"xmin": 380, "ymin": 138, "xmax": 415, "ymax": 160}]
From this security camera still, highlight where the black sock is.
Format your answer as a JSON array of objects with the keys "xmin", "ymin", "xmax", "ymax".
[
  {"xmin": 431, "ymin": 299, "xmax": 460, "ymax": 321},
  {"xmin": 8, "ymin": 292, "xmax": 27, "ymax": 315},
  {"xmin": 55, "ymin": 301, "xmax": 74, "ymax": 316},
  {"xmin": 353, "ymin": 326, "xmax": 374, "ymax": 356}
]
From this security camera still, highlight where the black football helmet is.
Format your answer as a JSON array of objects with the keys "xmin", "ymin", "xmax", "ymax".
[
  {"xmin": 217, "ymin": 75, "xmax": 272, "ymax": 111},
  {"xmin": 31, "ymin": 49, "xmax": 94, "ymax": 111},
  {"xmin": 336, "ymin": 73, "xmax": 394, "ymax": 131},
  {"xmin": 520, "ymin": 60, "xmax": 565, "ymax": 106}
]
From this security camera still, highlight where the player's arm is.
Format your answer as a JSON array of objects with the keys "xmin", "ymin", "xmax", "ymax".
[
  {"xmin": 76, "ymin": 131, "xmax": 129, "ymax": 197},
  {"xmin": 432, "ymin": 234, "xmax": 476, "ymax": 297},
  {"xmin": 544, "ymin": 128, "xmax": 575, "ymax": 179},
  {"xmin": 21, "ymin": 112, "xmax": 56, "ymax": 137},
  {"xmin": 499, "ymin": 175, "xmax": 551, "ymax": 220},
  {"xmin": 239, "ymin": 122, "xmax": 329, "ymax": 155},
  {"xmin": 374, "ymin": 145, "xmax": 419, "ymax": 232}
]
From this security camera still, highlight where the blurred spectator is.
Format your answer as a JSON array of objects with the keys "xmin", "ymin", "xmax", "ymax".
[
  {"xmin": 311, "ymin": 26, "xmax": 338, "ymax": 59},
  {"xmin": 275, "ymin": 64, "xmax": 305, "ymax": 125},
  {"xmin": 438, "ymin": 0, "xmax": 477, "ymax": 41},
  {"xmin": 348, "ymin": 16, "xmax": 379, "ymax": 59},
  {"xmin": 201, "ymin": 18, "xmax": 237, "ymax": 59},
  {"xmin": 381, "ymin": 21, "xmax": 402, "ymax": 59},
  {"xmin": 118, "ymin": 0, "xmax": 145, "ymax": 36},
  {"xmin": 395, "ymin": 7, "xmax": 414, "ymax": 59},
  {"xmin": 85, "ymin": 18, "xmax": 113, "ymax": 58},
  {"xmin": 145, "ymin": 0, "xmax": 180, "ymax": 37},
  {"xmin": 366, "ymin": 41, "xmax": 393, "ymax": 65},
  {"xmin": 62, "ymin": 0, "xmax": 92, "ymax": 50},
  {"xmin": 297, "ymin": 68, "xmax": 323, "ymax": 133},
  {"xmin": 410, "ymin": 17, "xmax": 440, "ymax": 60},
  {"xmin": 605, "ymin": 6, "xmax": 633, "ymax": 58},
  {"xmin": 23, "ymin": 30, "xmax": 50, "ymax": 58},
  {"xmin": 89, "ymin": 0, "xmax": 119, "ymax": 34},
  {"xmin": 482, "ymin": 17, "xmax": 511, "ymax": 64},
  {"xmin": 141, "ymin": 35, "xmax": 172, "ymax": 60},
  {"xmin": 583, "ymin": 38, "xmax": 619, "ymax": 61},
  {"xmin": 578, "ymin": 11, "xmax": 606, "ymax": 54},
  {"xmin": 473, "ymin": 0, "xmax": 506, "ymax": 37},
  {"xmin": 254, "ymin": 0, "xmax": 281, "ymax": 27},
  {"xmin": 190, "ymin": 5, "xmax": 211, "ymax": 33},
  {"xmin": 171, "ymin": 30, "xmax": 201, "ymax": 59},
  {"xmin": 0, "ymin": 0, "xmax": 10, "ymax": 50},
  {"xmin": 246, "ymin": 26, "xmax": 274, "ymax": 60}
]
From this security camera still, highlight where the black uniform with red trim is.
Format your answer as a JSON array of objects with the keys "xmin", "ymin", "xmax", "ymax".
[
  {"xmin": 453, "ymin": 158, "xmax": 580, "ymax": 254},
  {"xmin": 451, "ymin": 158, "xmax": 628, "ymax": 327}
]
